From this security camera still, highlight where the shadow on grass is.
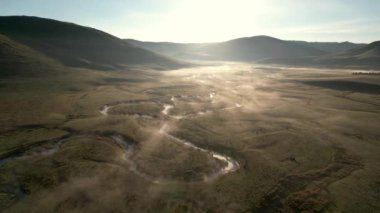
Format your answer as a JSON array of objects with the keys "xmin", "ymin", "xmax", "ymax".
[{"xmin": 300, "ymin": 80, "xmax": 380, "ymax": 94}]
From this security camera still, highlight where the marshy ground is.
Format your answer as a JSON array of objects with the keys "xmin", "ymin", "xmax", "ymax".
[{"xmin": 0, "ymin": 62, "xmax": 379, "ymax": 212}]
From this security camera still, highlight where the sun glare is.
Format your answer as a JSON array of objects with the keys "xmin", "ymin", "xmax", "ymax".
[{"xmin": 136, "ymin": 0, "xmax": 274, "ymax": 42}]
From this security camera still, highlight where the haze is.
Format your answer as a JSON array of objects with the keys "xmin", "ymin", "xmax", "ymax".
[
  {"xmin": 1, "ymin": 0, "xmax": 380, "ymax": 43},
  {"xmin": 1, "ymin": 1, "xmax": 380, "ymax": 212}
]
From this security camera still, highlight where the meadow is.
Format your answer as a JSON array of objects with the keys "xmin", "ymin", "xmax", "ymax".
[{"xmin": 0, "ymin": 62, "xmax": 379, "ymax": 212}]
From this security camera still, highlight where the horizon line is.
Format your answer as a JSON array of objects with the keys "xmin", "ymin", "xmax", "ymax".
[{"xmin": 0, "ymin": 15, "xmax": 374, "ymax": 44}]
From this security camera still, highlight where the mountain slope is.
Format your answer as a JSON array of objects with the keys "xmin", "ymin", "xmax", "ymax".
[
  {"xmin": 291, "ymin": 41, "xmax": 366, "ymax": 53},
  {"xmin": 0, "ymin": 16, "xmax": 183, "ymax": 70},
  {"xmin": 124, "ymin": 39, "xmax": 212, "ymax": 60},
  {"xmin": 315, "ymin": 41, "xmax": 380, "ymax": 69},
  {"xmin": 0, "ymin": 34, "xmax": 60, "ymax": 77},
  {"xmin": 259, "ymin": 41, "xmax": 380, "ymax": 70},
  {"xmin": 126, "ymin": 36, "xmax": 327, "ymax": 62},
  {"xmin": 204, "ymin": 36, "xmax": 327, "ymax": 61}
]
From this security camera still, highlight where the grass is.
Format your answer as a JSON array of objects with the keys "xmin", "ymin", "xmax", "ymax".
[
  {"xmin": 0, "ymin": 63, "xmax": 379, "ymax": 212},
  {"xmin": 300, "ymin": 80, "xmax": 380, "ymax": 94},
  {"xmin": 0, "ymin": 127, "xmax": 67, "ymax": 158}
]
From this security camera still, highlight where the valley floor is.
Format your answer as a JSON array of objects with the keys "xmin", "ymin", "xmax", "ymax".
[{"xmin": 0, "ymin": 62, "xmax": 379, "ymax": 212}]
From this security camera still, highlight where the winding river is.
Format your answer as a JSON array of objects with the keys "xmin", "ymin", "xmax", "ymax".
[
  {"xmin": 0, "ymin": 97, "xmax": 240, "ymax": 184},
  {"xmin": 99, "ymin": 97, "xmax": 240, "ymax": 182}
]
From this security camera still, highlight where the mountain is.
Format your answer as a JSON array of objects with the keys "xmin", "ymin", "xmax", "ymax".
[
  {"xmin": 0, "ymin": 16, "xmax": 184, "ymax": 70},
  {"xmin": 259, "ymin": 41, "xmax": 380, "ymax": 70},
  {"xmin": 315, "ymin": 41, "xmax": 380, "ymax": 69},
  {"xmin": 124, "ymin": 39, "xmax": 212, "ymax": 60},
  {"xmin": 0, "ymin": 34, "xmax": 60, "ymax": 77},
  {"xmin": 126, "ymin": 36, "xmax": 327, "ymax": 62},
  {"xmin": 291, "ymin": 41, "xmax": 366, "ymax": 53},
  {"xmin": 203, "ymin": 36, "xmax": 327, "ymax": 61}
]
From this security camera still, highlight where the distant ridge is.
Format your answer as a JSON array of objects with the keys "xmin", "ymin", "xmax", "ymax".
[
  {"xmin": 127, "ymin": 36, "xmax": 377, "ymax": 70},
  {"xmin": 291, "ymin": 41, "xmax": 366, "ymax": 53},
  {"xmin": 0, "ymin": 16, "xmax": 184, "ymax": 70},
  {"xmin": 315, "ymin": 41, "xmax": 380, "ymax": 69},
  {"xmin": 126, "ymin": 36, "xmax": 327, "ymax": 62},
  {"xmin": 0, "ymin": 16, "xmax": 373, "ymax": 71},
  {"xmin": 259, "ymin": 41, "xmax": 380, "ymax": 70},
  {"xmin": 203, "ymin": 36, "xmax": 326, "ymax": 61},
  {"xmin": 124, "ymin": 39, "xmax": 211, "ymax": 60}
]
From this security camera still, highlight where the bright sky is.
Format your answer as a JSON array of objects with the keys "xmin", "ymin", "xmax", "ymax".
[{"xmin": 0, "ymin": 0, "xmax": 379, "ymax": 43}]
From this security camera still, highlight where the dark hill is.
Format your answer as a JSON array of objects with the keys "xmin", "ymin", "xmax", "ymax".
[
  {"xmin": 259, "ymin": 41, "xmax": 380, "ymax": 70},
  {"xmin": 124, "ymin": 39, "xmax": 211, "ymax": 60},
  {"xmin": 204, "ymin": 36, "xmax": 326, "ymax": 61},
  {"xmin": 126, "ymin": 36, "xmax": 327, "ymax": 62},
  {"xmin": 0, "ymin": 34, "xmax": 59, "ymax": 77},
  {"xmin": 291, "ymin": 41, "xmax": 366, "ymax": 53},
  {"xmin": 0, "ymin": 16, "xmax": 184, "ymax": 70},
  {"xmin": 314, "ymin": 41, "xmax": 380, "ymax": 69},
  {"xmin": 340, "ymin": 41, "xmax": 380, "ymax": 57}
]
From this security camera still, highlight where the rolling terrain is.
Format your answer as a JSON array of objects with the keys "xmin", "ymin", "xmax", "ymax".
[
  {"xmin": 291, "ymin": 41, "xmax": 366, "ymax": 53},
  {"xmin": 0, "ymin": 16, "xmax": 379, "ymax": 212},
  {"xmin": 0, "ymin": 16, "xmax": 185, "ymax": 70},
  {"xmin": 127, "ymin": 38, "xmax": 365, "ymax": 60},
  {"xmin": 126, "ymin": 36, "xmax": 327, "ymax": 61},
  {"xmin": 1, "ymin": 61, "xmax": 379, "ymax": 212},
  {"xmin": 127, "ymin": 36, "xmax": 378, "ymax": 70},
  {"xmin": 0, "ymin": 34, "xmax": 60, "ymax": 77},
  {"xmin": 196, "ymin": 36, "xmax": 327, "ymax": 61},
  {"xmin": 260, "ymin": 41, "xmax": 380, "ymax": 70},
  {"xmin": 124, "ymin": 39, "xmax": 211, "ymax": 60}
]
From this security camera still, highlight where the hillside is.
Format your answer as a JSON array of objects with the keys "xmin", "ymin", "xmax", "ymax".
[
  {"xmin": 204, "ymin": 36, "xmax": 327, "ymax": 61},
  {"xmin": 291, "ymin": 41, "xmax": 366, "ymax": 53},
  {"xmin": 126, "ymin": 36, "xmax": 327, "ymax": 62},
  {"xmin": 0, "ymin": 16, "xmax": 184, "ymax": 70},
  {"xmin": 125, "ymin": 39, "xmax": 211, "ymax": 60},
  {"xmin": 315, "ymin": 41, "xmax": 380, "ymax": 69},
  {"xmin": 0, "ymin": 34, "xmax": 60, "ymax": 77},
  {"xmin": 259, "ymin": 41, "xmax": 380, "ymax": 70}
]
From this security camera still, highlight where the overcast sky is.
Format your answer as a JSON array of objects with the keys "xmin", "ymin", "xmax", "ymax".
[{"xmin": 1, "ymin": 0, "xmax": 379, "ymax": 43}]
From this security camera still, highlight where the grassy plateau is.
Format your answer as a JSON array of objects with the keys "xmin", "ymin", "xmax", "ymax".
[{"xmin": 0, "ymin": 60, "xmax": 379, "ymax": 212}]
